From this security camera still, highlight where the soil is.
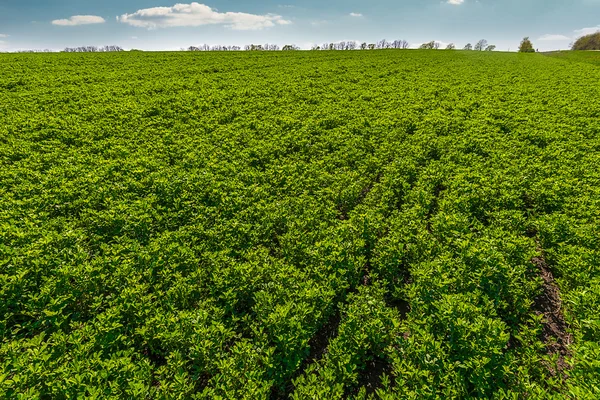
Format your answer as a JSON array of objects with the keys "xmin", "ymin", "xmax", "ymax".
[
  {"xmin": 531, "ymin": 248, "xmax": 573, "ymax": 377},
  {"xmin": 353, "ymin": 355, "xmax": 393, "ymax": 396}
]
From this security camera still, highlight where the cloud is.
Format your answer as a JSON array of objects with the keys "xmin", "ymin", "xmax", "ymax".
[
  {"xmin": 574, "ymin": 26, "xmax": 600, "ymax": 37},
  {"xmin": 0, "ymin": 34, "xmax": 9, "ymax": 38},
  {"xmin": 52, "ymin": 15, "xmax": 106, "ymax": 26},
  {"xmin": 349, "ymin": 12, "xmax": 363, "ymax": 17},
  {"xmin": 117, "ymin": 2, "xmax": 291, "ymax": 30},
  {"xmin": 447, "ymin": 0, "xmax": 465, "ymax": 4},
  {"xmin": 538, "ymin": 34, "xmax": 570, "ymax": 41}
]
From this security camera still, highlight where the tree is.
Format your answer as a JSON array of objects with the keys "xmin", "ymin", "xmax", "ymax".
[
  {"xmin": 368, "ymin": 43, "xmax": 376, "ymax": 50},
  {"xmin": 446, "ymin": 43, "xmax": 456, "ymax": 50},
  {"xmin": 360, "ymin": 42, "xmax": 367, "ymax": 50},
  {"xmin": 433, "ymin": 42, "xmax": 441, "ymax": 50},
  {"xmin": 377, "ymin": 39, "xmax": 389, "ymax": 49},
  {"xmin": 571, "ymin": 31, "xmax": 600, "ymax": 50},
  {"xmin": 311, "ymin": 45, "xmax": 320, "ymax": 50},
  {"xmin": 485, "ymin": 45, "xmax": 496, "ymax": 51},
  {"xmin": 282, "ymin": 44, "xmax": 299, "ymax": 51},
  {"xmin": 519, "ymin": 37, "xmax": 535, "ymax": 53},
  {"xmin": 463, "ymin": 43, "xmax": 473, "ymax": 50},
  {"xmin": 390, "ymin": 39, "xmax": 410, "ymax": 49},
  {"xmin": 419, "ymin": 41, "xmax": 435, "ymax": 50},
  {"xmin": 474, "ymin": 39, "xmax": 488, "ymax": 51}
]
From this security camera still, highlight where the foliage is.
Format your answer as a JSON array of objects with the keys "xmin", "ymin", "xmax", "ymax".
[
  {"xmin": 419, "ymin": 41, "xmax": 437, "ymax": 50},
  {"xmin": 519, "ymin": 37, "xmax": 535, "ymax": 53},
  {"xmin": 1, "ymin": 50, "xmax": 600, "ymax": 398},
  {"xmin": 571, "ymin": 31, "xmax": 600, "ymax": 50}
]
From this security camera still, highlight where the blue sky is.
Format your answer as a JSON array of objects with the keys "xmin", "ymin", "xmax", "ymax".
[{"xmin": 0, "ymin": 0, "xmax": 599, "ymax": 51}]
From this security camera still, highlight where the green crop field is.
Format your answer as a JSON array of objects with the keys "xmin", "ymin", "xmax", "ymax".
[
  {"xmin": 1, "ymin": 50, "xmax": 599, "ymax": 398},
  {"xmin": 544, "ymin": 50, "xmax": 600, "ymax": 67}
]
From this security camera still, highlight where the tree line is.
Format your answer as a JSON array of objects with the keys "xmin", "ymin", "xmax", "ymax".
[
  {"xmin": 63, "ymin": 45, "xmax": 124, "ymax": 53},
  {"xmin": 185, "ymin": 39, "xmax": 497, "ymax": 52},
  {"xmin": 13, "ymin": 35, "xmax": 575, "ymax": 54}
]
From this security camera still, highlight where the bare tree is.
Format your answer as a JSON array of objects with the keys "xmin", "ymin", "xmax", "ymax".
[
  {"xmin": 463, "ymin": 43, "xmax": 473, "ymax": 50},
  {"xmin": 282, "ymin": 44, "xmax": 300, "ymax": 50},
  {"xmin": 311, "ymin": 44, "xmax": 320, "ymax": 50},
  {"xmin": 17, "ymin": 49, "xmax": 54, "ymax": 53},
  {"xmin": 368, "ymin": 43, "xmax": 376, "ymax": 50},
  {"xmin": 445, "ymin": 43, "xmax": 456, "ymax": 50},
  {"xmin": 360, "ymin": 42, "xmax": 367, "ymax": 50},
  {"xmin": 377, "ymin": 39, "xmax": 389, "ymax": 49},
  {"xmin": 433, "ymin": 42, "xmax": 441, "ymax": 50},
  {"xmin": 485, "ymin": 44, "xmax": 496, "ymax": 51},
  {"xmin": 474, "ymin": 39, "xmax": 488, "ymax": 51},
  {"xmin": 392, "ymin": 39, "xmax": 409, "ymax": 49},
  {"xmin": 62, "ymin": 45, "xmax": 119, "ymax": 52}
]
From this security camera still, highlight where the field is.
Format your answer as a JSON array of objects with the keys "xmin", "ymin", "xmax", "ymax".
[
  {"xmin": 1, "ymin": 50, "xmax": 599, "ymax": 398},
  {"xmin": 543, "ymin": 50, "xmax": 600, "ymax": 66}
]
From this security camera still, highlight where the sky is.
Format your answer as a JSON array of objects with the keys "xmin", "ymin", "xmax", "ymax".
[{"xmin": 0, "ymin": 0, "xmax": 599, "ymax": 52}]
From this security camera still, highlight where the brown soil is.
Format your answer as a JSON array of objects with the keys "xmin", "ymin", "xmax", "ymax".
[
  {"xmin": 353, "ymin": 355, "xmax": 393, "ymax": 396},
  {"xmin": 305, "ymin": 310, "xmax": 342, "ymax": 363},
  {"xmin": 531, "ymin": 247, "xmax": 573, "ymax": 377}
]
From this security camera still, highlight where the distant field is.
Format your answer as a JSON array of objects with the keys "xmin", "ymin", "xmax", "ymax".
[
  {"xmin": 544, "ymin": 50, "xmax": 600, "ymax": 66},
  {"xmin": 1, "ymin": 50, "xmax": 600, "ymax": 398}
]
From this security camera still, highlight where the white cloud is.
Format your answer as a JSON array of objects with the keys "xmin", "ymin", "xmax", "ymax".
[
  {"xmin": 52, "ymin": 15, "xmax": 106, "ymax": 26},
  {"xmin": 0, "ymin": 34, "xmax": 9, "ymax": 38},
  {"xmin": 447, "ymin": 0, "xmax": 465, "ymax": 5},
  {"xmin": 117, "ymin": 2, "xmax": 292, "ymax": 30},
  {"xmin": 574, "ymin": 26, "xmax": 600, "ymax": 37},
  {"xmin": 131, "ymin": 36, "xmax": 139, "ymax": 39},
  {"xmin": 538, "ymin": 34, "xmax": 570, "ymax": 41},
  {"xmin": 349, "ymin": 12, "xmax": 363, "ymax": 17}
]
